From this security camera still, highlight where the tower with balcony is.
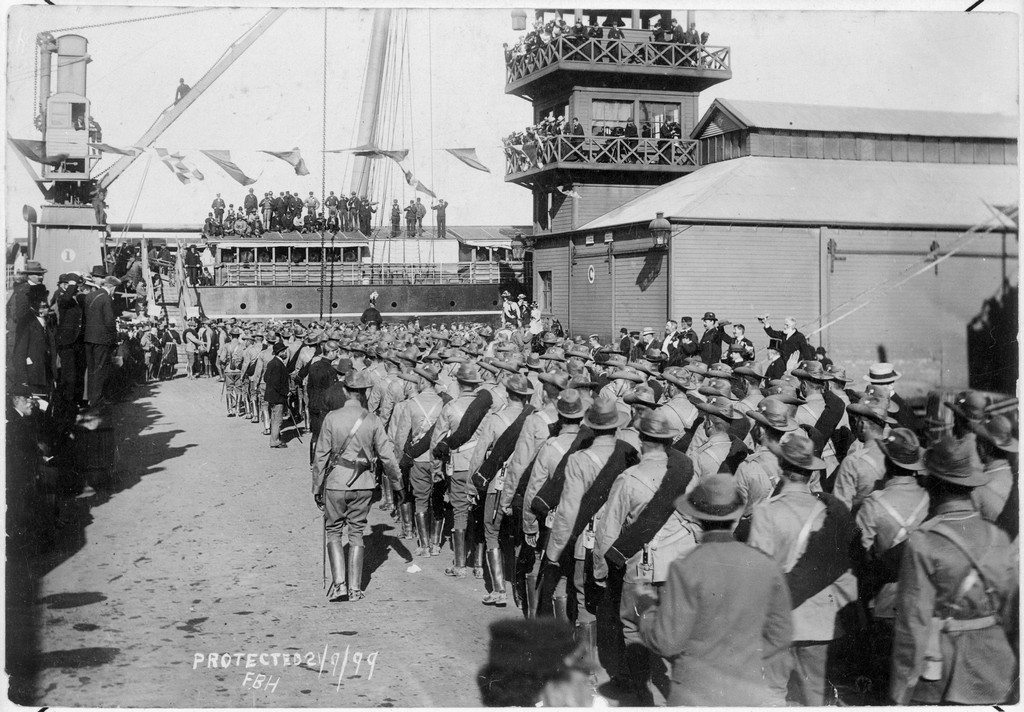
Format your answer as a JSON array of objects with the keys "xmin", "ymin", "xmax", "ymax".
[{"xmin": 504, "ymin": 9, "xmax": 731, "ymax": 234}]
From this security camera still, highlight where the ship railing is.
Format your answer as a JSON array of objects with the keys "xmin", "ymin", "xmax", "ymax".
[
  {"xmin": 506, "ymin": 36, "xmax": 730, "ymax": 83},
  {"xmin": 214, "ymin": 261, "xmax": 516, "ymax": 287},
  {"xmin": 505, "ymin": 134, "xmax": 698, "ymax": 175}
]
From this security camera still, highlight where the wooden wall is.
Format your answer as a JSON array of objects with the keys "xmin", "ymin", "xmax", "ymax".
[{"xmin": 746, "ymin": 130, "xmax": 1016, "ymax": 165}]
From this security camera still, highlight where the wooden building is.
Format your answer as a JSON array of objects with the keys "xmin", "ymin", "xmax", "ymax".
[
  {"xmin": 529, "ymin": 99, "xmax": 1018, "ymax": 393},
  {"xmin": 504, "ymin": 9, "xmax": 731, "ymax": 233}
]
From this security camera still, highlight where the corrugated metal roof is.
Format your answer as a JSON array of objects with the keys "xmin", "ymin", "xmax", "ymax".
[
  {"xmin": 450, "ymin": 225, "xmax": 533, "ymax": 249},
  {"xmin": 690, "ymin": 99, "xmax": 1019, "ymax": 140},
  {"xmin": 575, "ymin": 156, "xmax": 1019, "ymax": 231}
]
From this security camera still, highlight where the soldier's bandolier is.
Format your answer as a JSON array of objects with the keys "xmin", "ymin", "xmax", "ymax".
[
  {"xmin": 429, "ymin": 363, "xmax": 490, "ymax": 577},
  {"xmin": 312, "ymin": 369, "xmax": 404, "ymax": 603},
  {"xmin": 389, "ymin": 365, "xmax": 445, "ymax": 556}
]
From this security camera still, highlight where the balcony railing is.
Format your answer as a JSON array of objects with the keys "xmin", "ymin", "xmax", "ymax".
[
  {"xmin": 212, "ymin": 261, "xmax": 517, "ymax": 287},
  {"xmin": 506, "ymin": 36, "xmax": 730, "ymax": 85},
  {"xmin": 505, "ymin": 134, "xmax": 698, "ymax": 176}
]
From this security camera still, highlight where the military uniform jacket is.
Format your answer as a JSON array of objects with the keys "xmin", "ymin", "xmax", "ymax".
[
  {"xmin": 389, "ymin": 390, "xmax": 444, "ymax": 463},
  {"xmin": 370, "ymin": 372, "xmax": 405, "ymax": 426},
  {"xmin": 546, "ymin": 434, "xmax": 618, "ymax": 562},
  {"xmin": 502, "ymin": 404, "xmax": 558, "ymax": 496},
  {"xmin": 659, "ymin": 394, "xmax": 699, "ymax": 436},
  {"xmin": 594, "ymin": 449, "xmax": 703, "ymax": 583},
  {"xmin": 748, "ymin": 480, "xmax": 858, "ymax": 641},
  {"xmin": 481, "ymin": 382, "xmax": 509, "ymax": 413},
  {"xmin": 638, "ymin": 531, "xmax": 793, "ymax": 707},
  {"xmin": 517, "ymin": 428, "xmax": 578, "ymax": 534},
  {"xmin": 797, "ymin": 391, "xmax": 839, "ymax": 471},
  {"xmin": 468, "ymin": 401, "xmax": 525, "ymax": 491},
  {"xmin": 312, "ymin": 400, "xmax": 401, "ymax": 493},
  {"xmin": 735, "ymin": 445, "xmax": 782, "ymax": 517},
  {"xmin": 832, "ymin": 438, "xmax": 885, "ymax": 511},
  {"xmin": 889, "ymin": 502, "xmax": 1017, "ymax": 705},
  {"xmin": 972, "ymin": 459, "xmax": 1013, "ymax": 523},
  {"xmin": 430, "ymin": 390, "xmax": 482, "ymax": 472},
  {"xmin": 857, "ymin": 476, "xmax": 929, "ymax": 555},
  {"xmin": 691, "ymin": 430, "xmax": 731, "ymax": 482}
]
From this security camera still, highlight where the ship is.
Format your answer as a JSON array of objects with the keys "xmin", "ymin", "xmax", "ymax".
[{"xmin": 11, "ymin": 9, "xmax": 532, "ymax": 326}]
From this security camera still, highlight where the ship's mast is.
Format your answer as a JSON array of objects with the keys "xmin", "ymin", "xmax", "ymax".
[{"xmin": 350, "ymin": 8, "xmax": 392, "ymax": 198}]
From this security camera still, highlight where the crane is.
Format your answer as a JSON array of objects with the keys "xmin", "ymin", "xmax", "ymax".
[{"xmin": 97, "ymin": 8, "xmax": 286, "ymax": 192}]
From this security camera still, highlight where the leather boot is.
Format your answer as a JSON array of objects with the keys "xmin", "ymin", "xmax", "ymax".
[
  {"xmin": 482, "ymin": 548, "xmax": 507, "ymax": 606},
  {"xmin": 326, "ymin": 541, "xmax": 347, "ymax": 601},
  {"xmin": 472, "ymin": 543, "xmax": 486, "ymax": 579},
  {"xmin": 577, "ymin": 620, "xmax": 599, "ymax": 678},
  {"xmin": 347, "ymin": 545, "xmax": 365, "ymax": 601},
  {"xmin": 444, "ymin": 530, "xmax": 467, "ymax": 577},
  {"xmin": 414, "ymin": 512, "xmax": 430, "ymax": 556},
  {"xmin": 399, "ymin": 502, "xmax": 414, "ymax": 539},
  {"xmin": 379, "ymin": 479, "xmax": 393, "ymax": 511},
  {"xmin": 524, "ymin": 572, "xmax": 539, "ymax": 619},
  {"xmin": 553, "ymin": 594, "xmax": 569, "ymax": 622},
  {"xmin": 429, "ymin": 519, "xmax": 444, "ymax": 557}
]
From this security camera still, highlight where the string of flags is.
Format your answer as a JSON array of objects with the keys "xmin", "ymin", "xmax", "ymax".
[{"xmin": 10, "ymin": 137, "xmax": 496, "ymax": 197}]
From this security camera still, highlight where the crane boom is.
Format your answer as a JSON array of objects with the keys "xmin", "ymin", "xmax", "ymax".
[{"xmin": 98, "ymin": 8, "xmax": 286, "ymax": 192}]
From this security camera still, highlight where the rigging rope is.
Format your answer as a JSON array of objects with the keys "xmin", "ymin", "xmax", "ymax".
[
  {"xmin": 804, "ymin": 214, "xmax": 1005, "ymax": 337},
  {"xmin": 426, "ymin": 9, "xmax": 435, "ymax": 255},
  {"xmin": 319, "ymin": 7, "xmax": 328, "ymax": 319},
  {"xmin": 119, "ymin": 153, "xmax": 152, "ymax": 238},
  {"xmin": 800, "ymin": 218, "xmax": 1007, "ymax": 333},
  {"xmin": 46, "ymin": 7, "xmax": 215, "ymax": 34}
]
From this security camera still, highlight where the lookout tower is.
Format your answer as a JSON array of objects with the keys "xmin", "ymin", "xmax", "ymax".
[{"xmin": 503, "ymin": 9, "xmax": 731, "ymax": 234}]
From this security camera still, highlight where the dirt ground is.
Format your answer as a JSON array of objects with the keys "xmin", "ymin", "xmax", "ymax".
[{"xmin": 9, "ymin": 376, "xmax": 521, "ymax": 707}]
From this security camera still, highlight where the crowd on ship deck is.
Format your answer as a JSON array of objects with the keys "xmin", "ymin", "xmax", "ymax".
[
  {"xmin": 203, "ymin": 190, "xmax": 450, "ymax": 239},
  {"xmin": 186, "ymin": 290, "xmax": 1018, "ymax": 707},
  {"xmin": 503, "ymin": 14, "xmax": 711, "ymax": 68}
]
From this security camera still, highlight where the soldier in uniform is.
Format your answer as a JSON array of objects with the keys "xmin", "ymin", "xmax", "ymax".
[
  {"xmin": 593, "ymin": 408, "xmax": 702, "ymax": 705},
  {"xmin": 691, "ymin": 395, "xmax": 740, "ymax": 480},
  {"xmin": 747, "ymin": 432, "xmax": 859, "ymax": 706},
  {"xmin": 513, "ymin": 388, "xmax": 586, "ymax": 617},
  {"xmin": 793, "ymin": 359, "xmax": 842, "ymax": 476},
  {"xmin": 635, "ymin": 472, "xmax": 793, "ymax": 707},
  {"xmin": 502, "ymin": 371, "xmax": 567, "ymax": 511},
  {"xmin": 735, "ymin": 397, "xmax": 798, "ymax": 522},
  {"xmin": 468, "ymin": 373, "xmax": 535, "ymax": 606},
  {"xmin": 220, "ymin": 328, "xmax": 246, "ymax": 417},
  {"xmin": 390, "ymin": 364, "xmax": 446, "ymax": 556},
  {"xmin": 889, "ymin": 435, "xmax": 1017, "ymax": 705},
  {"xmin": 853, "ymin": 428, "xmax": 930, "ymax": 693},
  {"xmin": 312, "ymin": 369, "xmax": 404, "ymax": 602},
  {"xmin": 832, "ymin": 395, "xmax": 896, "ymax": 510},
  {"xmin": 430, "ymin": 363, "xmax": 487, "ymax": 577},
  {"xmin": 970, "ymin": 415, "xmax": 1017, "ymax": 523},
  {"xmin": 545, "ymin": 396, "xmax": 627, "ymax": 625}
]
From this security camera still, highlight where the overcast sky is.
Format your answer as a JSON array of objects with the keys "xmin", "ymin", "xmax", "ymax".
[{"xmin": 4, "ymin": 2, "xmax": 1019, "ymax": 240}]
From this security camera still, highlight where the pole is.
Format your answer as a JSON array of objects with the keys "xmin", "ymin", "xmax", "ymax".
[{"xmin": 350, "ymin": 9, "xmax": 392, "ymax": 198}]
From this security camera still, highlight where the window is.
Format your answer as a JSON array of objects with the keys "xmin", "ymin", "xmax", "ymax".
[
  {"xmin": 591, "ymin": 99, "xmax": 633, "ymax": 135},
  {"xmin": 536, "ymin": 101, "xmax": 569, "ymax": 125},
  {"xmin": 639, "ymin": 101, "xmax": 680, "ymax": 137},
  {"xmin": 540, "ymin": 270, "xmax": 553, "ymax": 312}
]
